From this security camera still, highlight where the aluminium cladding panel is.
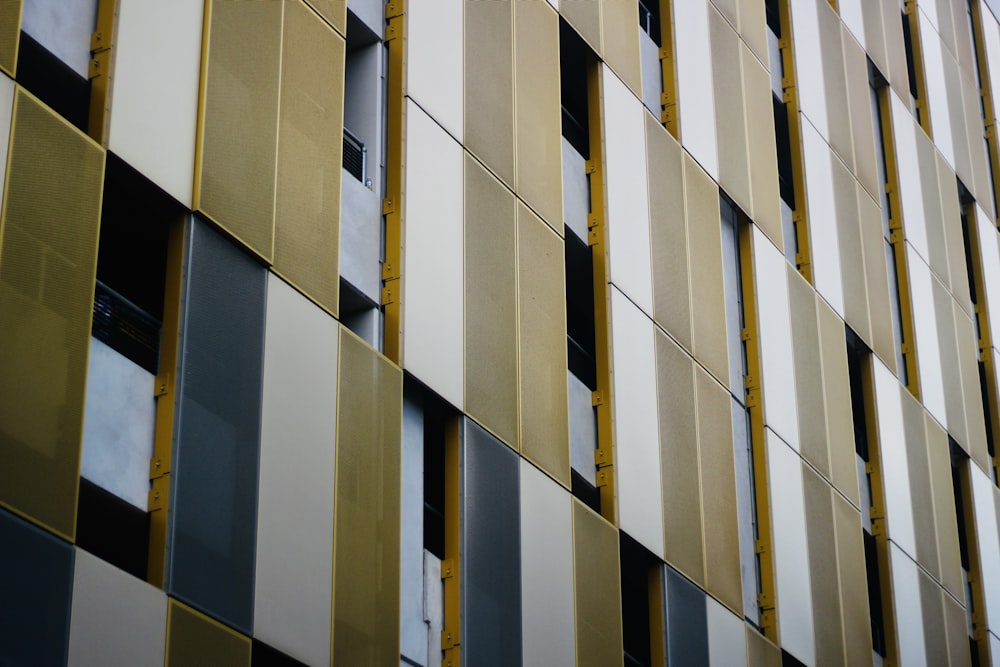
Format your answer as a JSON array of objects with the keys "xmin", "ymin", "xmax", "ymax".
[
  {"xmin": 401, "ymin": 100, "xmax": 463, "ymax": 410},
  {"xmin": 924, "ymin": 414, "xmax": 965, "ymax": 602},
  {"xmin": 559, "ymin": 0, "xmax": 600, "ymax": 56},
  {"xmin": 165, "ymin": 600, "xmax": 250, "ymax": 667},
  {"xmin": 922, "ymin": 12, "xmax": 958, "ymax": 176},
  {"xmin": 664, "ymin": 565, "xmax": 709, "ymax": 665},
  {"xmin": 817, "ymin": 1, "xmax": 854, "ymax": 171},
  {"xmin": 108, "ymin": 0, "xmax": 202, "ymax": 207},
  {"xmin": 461, "ymin": 420, "xmax": 521, "ymax": 667},
  {"xmin": 957, "ymin": 304, "xmax": 991, "ymax": 468},
  {"xmin": 673, "ymin": 0, "xmax": 719, "ymax": 179},
  {"xmin": 407, "ymin": 0, "xmax": 462, "ymax": 139},
  {"xmin": 890, "ymin": 92, "xmax": 931, "ymax": 262},
  {"xmin": 167, "ymin": 217, "xmax": 266, "ymax": 635},
  {"xmin": 513, "ymin": 0, "xmax": 563, "ymax": 233},
  {"xmin": 464, "ymin": 0, "xmax": 514, "ymax": 188},
  {"xmin": 789, "ymin": 0, "xmax": 828, "ymax": 140},
  {"xmin": 254, "ymin": 274, "xmax": 337, "ymax": 667},
  {"xmin": 0, "ymin": 89, "xmax": 104, "ymax": 540},
  {"xmin": 0, "ymin": 71, "xmax": 10, "ymax": 189},
  {"xmin": 766, "ymin": 430, "xmax": 815, "ymax": 666},
  {"xmin": 20, "ymin": 0, "xmax": 94, "ymax": 78},
  {"xmin": 919, "ymin": 565, "xmax": 949, "ymax": 666},
  {"xmin": 601, "ymin": 0, "xmax": 642, "ymax": 98},
  {"xmin": 465, "ymin": 154, "xmax": 518, "ymax": 449},
  {"xmin": 743, "ymin": 40, "xmax": 784, "ymax": 250},
  {"xmin": 610, "ymin": 286, "xmax": 663, "ymax": 559},
  {"xmin": 909, "ymin": 248, "xmax": 948, "ymax": 429},
  {"xmin": 573, "ymin": 499, "xmax": 624, "ymax": 667},
  {"xmin": 817, "ymin": 297, "xmax": 861, "ymax": 504},
  {"xmin": 802, "ymin": 465, "xmax": 845, "ymax": 665},
  {"xmin": 832, "ymin": 492, "xmax": 874, "ymax": 665},
  {"xmin": 196, "ymin": 0, "xmax": 282, "ymax": 262},
  {"xmin": 302, "ymin": 0, "xmax": 345, "ymax": 35},
  {"xmin": 706, "ymin": 595, "xmax": 747, "ymax": 667},
  {"xmin": 801, "ymin": 118, "xmax": 846, "ymax": 318},
  {"xmin": 400, "ymin": 389, "xmax": 426, "ymax": 665},
  {"xmin": 519, "ymin": 459, "xmax": 575, "ymax": 667},
  {"xmin": 746, "ymin": 626, "xmax": 781, "ymax": 667},
  {"xmin": 602, "ymin": 63, "xmax": 654, "ymax": 317},
  {"xmin": 710, "ymin": 7, "xmax": 752, "ymax": 218},
  {"xmin": 889, "ymin": 543, "xmax": 929, "ymax": 667},
  {"xmin": 979, "ymin": 207, "xmax": 1000, "ymax": 349},
  {"xmin": 845, "ymin": 32, "xmax": 880, "ymax": 204},
  {"xmin": 872, "ymin": 357, "xmax": 918, "ymax": 557},
  {"xmin": 970, "ymin": 463, "xmax": 1000, "ymax": 634},
  {"xmin": 859, "ymin": 187, "xmax": 897, "ymax": 373},
  {"xmin": 333, "ymin": 330, "xmax": 402, "ymax": 665},
  {"xmin": 0, "ymin": 509, "xmax": 74, "ymax": 666},
  {"xmin": 836, "ymin": 179, "xmax": 873, "ymax": 346},
  {"xmin": 67, "ymin": 549, "xmax": 167, "ymax": 667},
  {"xmin": 0, "ymin": 0, "xmax": 19, "ymax": 76},
  {"xmin": 518, "ymin": 204, "xmax": 570, "ymax": 486},
  {"xmin": 273, "ymin": 0, "xmax": 345, "ymax": 316}
]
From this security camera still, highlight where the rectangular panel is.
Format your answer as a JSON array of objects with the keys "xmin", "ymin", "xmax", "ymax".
[
  {"xmin": 196, "ymin": 0, "xmax": 281, "ymax": 260},
  {"xmin": 165, "ymin": 600, "xmax": 250, "ymax": 667},
  {"xmin": 573, "ymin": 500, "xmax": 624, "ymax": 667},
  {"xmin": 255, "ymin": 274, "xmax": 337, "ymax": 666},
  {"xmin": 832, "ymin": 493, "xmax": 874, "ymax": 666},
  {"xmin": 802, "ymin": 466, "xmax": 845, "ymax": 665},
  {"xmin": 901, "ymin": 388, "xmax": 940, "ymax": 576},
  {"xmin": 707, "ymin": 596, "xmax": 746, "ymax": 667},
  {"xmin": 21, "ymin": 0, "xmax": 94, "ymax": 77},
  {"xmin": 979, "ymin": 208, "xmax": 1000, "ymax": 348},
  {"xmin": 400, "ymin": 391, "xmax": 425, "ymax": 665},
  {"xmin": 464, "ymin": 0, "xmax": 514, "ymax": 186},
  {"xmin": 407, "ymin": 0, "xmax": 462, "ymax": 139},
  {"xmin": 711, "ymin": 8, "xmax": 751, "ymax": 216},
  {"xmin": 845, "ymin": 30, "xmax": 879, "ymax": 202},
  {"xmin": 603, "ymin": 64, "xmax": 653, "ymax": 315},
  {"xmin": 462, "ymin": 420, "xmax": 521, "ymax": 666},
  {"xmin": 790, "ymin": 0, "xmax": 828, "ymax": 135},
  {"xmin": 611, "ymin": 287, "xmax": 662, "ymax": 558},
  {"xmin": 817, "ymin": 298, "xmax": 860, "ymax": 505},
  {"xmin": 602, "ymin": 0, "xmax": 641, "ymax": 96},
  {"xmin": 514, "ymin": 0, "xmax": 562, "ymax": 231},
  {"xmin": 0, "ymin": 90, "xmax": 104, "ymax": 539},
  {"xmin": 273, "ymin": 1, "xmax": 345, "ymax": 315},
  {"xmin": 873, "ymin": 358, "xmax": 917, "ymax": 556},
  {"xmin": 665, "ymin": 565, "xmax": 709, "ymax": 665},
  {"xmin": 333, "ymin": 330, "xmax": 402, "ymax": 664},
  {"xmin": 924, "ymin": 414, "xmax": 963, "ymax": 601},
  {"xmin": 68, "ymin": 549, "xmax": 167, "ymax": 667},
  {"xmin": 168, "ymin": 218, "xmax": 266, "ymax": 634},
  {"xmin": 674, "ymin": 0, "xmax": 719, "ymax": 178},
  {"xmin": 944, "ymin": 591, "xmax": 972, "ymax": 667},
  {"xmin": 108, "ymin": 0, "xmax": 202, "ymax": 206},
  {"xmin": 924, "ymin": 14, "xmax": 956, "ymax": 170},
  {"xmin": 956, "ymin": 304, "xmax": 990, "ymax": 470},
  {"xmin": 910, "ymin": 249, "xmax": 948, "ymax": 428},
  {"xmin": 789, "ymin": 268, "xmax": 830, "ymax": 478},
  {"xmin": 802, "ymin": 118, "xmax": 845, "ymax": 316},
  {"xmin": 746, "ymin": 626, "xmax": 781, "ymax": 667},
  {"xmin": 402, "ymin": 101, "xmax": 463, "ymax": 408},
  {"xmin": 0, "ymin": 0, "xmax": 18, "ymax": 75},
  {"xmin": 520, "ymin": 459, "xmax": 574, "ymax": 666},
  {"xmin": 890, "ymin": 543, "xmax": 928, "ymax": 667},
  {"xmin": 818, "ymin": 0, "xmax": 852, "ymax": 167},
  {"xmin": 919, "ymin": 568, "xmax": 948, "ymax": 667},
  {"xmin": 743, "ymin": 42, "xmax": 783, "ymax": 249},
  {"xmin": 303, "ymin": 0, "xmax": 345, "ymax": 35},
  {"xmin": 859, "ymin": 187, "xmax": 896, "ymax": 372},
  {"xmin": 971, "ymin": 464, "xmax": 1000, "ymax": 631},
  {"xmin": 518, "ymin": 205, "xmax": 570, "ymax": 485},
  {"xmin": 465, "ymin": 155, "xmax": 518, "ymax": 447},
  {"xmin": 560, "ymin": 0, "xmax": 600, "ymax": 55},
  {"xmin": 891, "ymin": 93, "xmax": 929, "ymax": 262},
  {"xmin": 0, "ymin": 73, "xmax": 11, "ymax": 188}
]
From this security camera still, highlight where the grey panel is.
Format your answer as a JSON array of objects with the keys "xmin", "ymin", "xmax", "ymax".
[
  {"xmin": 665, "ymin": 565, "xmax": 710, "ymax": 666},
  {"xmin": 167, "ymin": 217, "xmax": 267, "ymax": 634},
  {"xmin": 0, "ymin": 508, "xmax": 74, "ymax": 666},
  {"xmin": 462, "ymin": 419, "xmax": 521, "ymax": 666},
  {"xmin": 400, "ymin": 387, "xmax": 426, "ymax": 665}
]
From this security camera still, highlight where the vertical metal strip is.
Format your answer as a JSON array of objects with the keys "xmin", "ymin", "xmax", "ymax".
[
  {"xmin": 442, "ymin": 418, "xmax": 462, "ymax": 667},
  {"xmin": 88, "ymin": 0, "xmax": 118, "ymax": 145},
  {"xmin": 383, "ymin": 0, "xmax": 405, "ymax": 363},
  {"xmin": 903, "ymin": 0, "xmax": 933, "ymax": 137},
  {"xmin": 658, "ymin": 0, "xmax": 679, "ymax": 139},
  {"xmin": 970, "ymin": 0, "xmax": 1000, "ymax": 228}
]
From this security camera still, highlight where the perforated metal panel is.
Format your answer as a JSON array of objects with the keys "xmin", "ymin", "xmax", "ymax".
[
  {"xmin": 573, "ymin": 500, "xmax": 623, "ymax": 667},
  {"xmin": 0, "ymin": 0, "xmax": 20, "ymax": 76},
  {"xmin": 465, "ymin": 0, "xmax": 514, "ymax": 187},
  {"xmin": 165, "ymin": 600, "xmax": 250, "ymax": 667},
  {"xmin": 832, "ymin": 493, "xmax": 873, "ymax": 665},
  {"xmin": 601, "ymin": 0, "xmax": 641, "ymax": 96},
  {"xmin": 0, "ymin": 90, "xmax": 104, "ymax": 540},
  {"xmin": 303, "ymin": 0, "xmax": 345, "ymax": 36},
  {"xmin": 802, "ymin": 466, "xmax": 845, "ymax": 665}
]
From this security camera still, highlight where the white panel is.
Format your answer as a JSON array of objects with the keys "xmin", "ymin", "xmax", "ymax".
[
  {"xmin": 407, "ymin": 0, "xmax": 463, "ymax": 140},
  {"xmin": 790, "ymin": 0, "xmax": 828, "ymax": 138},
  {"xmin": 602, "ymin": 65, "xmax": 654, "ymax": 316},
  {"xmin": 402, "ymin": 100, "xmax": 464, "ymax": 409},
  {"xmin": 400, "ymin": 392, "xmax": 426, "ymax": 665},
  {"xmin": 753, "ymin": 227, "xmax": 800, "ymax": 451},
  {"xmin": 978, "ymin": 207, "xmax": 1000, "ymax": 345},
  {"xmin": 972, "ymin": 465, "xmax": 1000, "ymax": 632},
  {"xmin": 67, "ymin": 550, "xmax": 167, "ymax": 667},
  {"xmin": 707, "ymin": 596, "xmax": 747, "ymax": 667},
  {"xmin": 767, "ymin": 430, "xmax": 815, "ymax": 665},
  {"xmin": 0, "ymin": 74, "xmax": 12, "ymax": 197},
  {"xmin": 673, "ymin": 0, "xmax": 719, "ymax": 179},
  {"xmin": 891, "ymin": 92, "xmax": 930, "ymax": 262},
  {"xmin": 872, "ymin": 358, "xmax": 917, "ymax": 557},
  {"xmin": 921, "ymin": 13, "xmax": 955, "ymax": 170},
  {"xmin": 908, "ymin": 248, "xmax": 948, "ymax": 428},
  {"xmin": 255, "ymin": 274, "xmax": 337, "ymax": 667},
  {"xmin": 520, "ymin": 459, "xmax": 575, "ymax": 667},
  {"xmin": 568, "ymin": 370, "xmax": 597, "ymax": 485},
  {"xmin": 107, "ymin": 0, "xmax": 202, "ymax": 206},
  {"xmin": 563, "ymin": 137, "xmax": 590, "ymax": 241},
  {"xmin": 611, "ymin": 286, "xmax": 664, "ymax": 558},
  {"xmin": 890, "ymin": 544, "xmax": 928, "ymax": 667},
  {"xmin": 21, "ymin": 0, "xmax": 96, "ymax": 78},
  {"xmin": 802, "ymin": 118, "xmax": 844, "ymax": 316},
  {"xmin": 546, "ymin": 0, "xmax": 558, "ymax": 10},
  {"xmin": 839, "ymin": 0, "xmax": 866, "ymax": 48}
]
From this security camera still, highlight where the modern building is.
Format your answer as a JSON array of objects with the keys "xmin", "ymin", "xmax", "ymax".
[{"xmin": 3, "ymin": 0, "xmax": 1000, "ymax": 665}]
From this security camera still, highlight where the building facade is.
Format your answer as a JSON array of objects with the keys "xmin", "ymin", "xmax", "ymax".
[{"xmin": 3, "ymin": 0, "xmax": 1000, "ymax": 665}]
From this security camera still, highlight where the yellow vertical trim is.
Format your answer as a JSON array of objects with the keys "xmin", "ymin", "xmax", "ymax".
[
  {"xmin": 87, "ymin": 0, "xmax": 118, "ymax": 145},
  {"xmin": 903, "ymin": 0, "xmax": 933, "ymax": 137},
  {"xmin": 442, "ymin": 418, "xmax": 461, "ymax": 667},
  {"xmin": 658, "ymin": 0, "xmax": 679, "ymax": 139},
  {"xmin": 971, "ymin": 0, "xmax": 1000, "ymax": 228},
  {"xmin": 383, "ymin": 0, "xmax": 405, "ymax": 363}
]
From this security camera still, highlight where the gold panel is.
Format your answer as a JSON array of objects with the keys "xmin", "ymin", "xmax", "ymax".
[
  {"xmin": 514, "ymin": 0, "xmax": 563, "ymax": 232},
  {"xmin": 833, "ymin": 492, "xmax": 874, "ymax": 666},
  {"xmin": 901, "ymin": 388, "xmax": 940, "ymax": 577},
  {"xmin": 788, "ymin": 269, "xmax": 829, "ymax": 479},
  {"xmin": 601, "ymin": 0, "xmax": 642, "ymax": 97},
  {"xmin": 696, "ymin": 368, "xmax": 743, "ymax": 614},
  {"xmin": 844, "ymin": 30, "xmax": 880, "ymax": 208},
  {"xmin": 646, "ymin": 113, "xmax": 691, "ymax": 351},
  {"xmin": 518, "ymin": 203, "xmax": 570, "ymax": 486},
  {"xmin": 956, "ymin": 304, "xmax": 990, "ymax": 469},
  {"xmin": 918, "ymin": 571, "xmax": 948, "ymax": 667},
  {"xmin": 166, "ymin": 599, "xmax": 250, "ymax": 666},
  {"xmin": 746, "ymin": 626, "xmax": 781, "ymax": 667},
  {"xmin": 943, "ymin": 590, "xmax": 972, "ymax": 667},
  {"xmin": 303, "ymin": 0, "xmax": 345, "ymax": 36},
  {"xmin": 273, "ymin": 0, "xmax": 344, "ymax": 316},
  {"xmin": 711, "ymin": 8, "xmax": 751, "ymax": 218},
  {"xmin": 742, "ymin": 43, "xmax": 783, "ymax": 251},
  {"xmin": 802, "ymin": 466, "xmax": 845, "ymax": 666},
  {"xmin": 859, "ymin": 187, "xmax": 896, "ymax": 374},
  {"xmin": 739, "ymin": 0, "xmax": 768, "ymax": 69},
  {"xmin": 196, "ymin": 0, "xmax": 282, "ymax": 261},
  {"xmin": 334, "ymin": 329, "xmax": 402, "ymax": 665},
  {"xmin": 817, "ymin": 298, "xmax": 860, "ymax": 506},
  {"xmin": 465, "ymin": 0, "xmax": 514, "ymax": 187},
  {"xmin": 684, "ymin": 154, "xmax": 728, "ymax": 385},
  {"xmin": 818, "ymin": 2, "xmax": 853, "ymax": 170},
  {"xmin": 656, "ymin": 330, "xmax": 704, "ymax": 585},
  {"xmin": 0, "ymin": 90, "xmax": 104, "ymax": 540},
  {"xmin": 0, "ymin": 0, "xmax": 20, "ymax": 76},
  {"xmin": 573, "ymin": 500, "xmax": 624, "ymax": 667},
  {"xmin": 560, "ymin": 0, "xmax": 601, "ymax": 56},
  {"xmin": 925, "ymin": 413, "xmax": 964, "ymax": 602}
]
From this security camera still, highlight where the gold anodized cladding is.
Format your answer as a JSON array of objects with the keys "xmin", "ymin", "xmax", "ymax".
[
  {"xmin": 0, "ymin": 0, "xmax": 21, "ymax": 77},
  {"xmin": 573, "ymin": 500, "xmax": 624, "ymax": 667},
  {"xmin": 165, "ymin": 599, "xmax": 250, "ymax": 666}
]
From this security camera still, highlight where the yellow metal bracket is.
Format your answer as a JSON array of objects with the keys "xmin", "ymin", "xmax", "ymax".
[
  {"xmin": 88, "ymin": 0, "xmax": 119, "ymax": 145},
  {"xmin": 382, "ymin": 0, "xmax": 406, "ymax": 363}
]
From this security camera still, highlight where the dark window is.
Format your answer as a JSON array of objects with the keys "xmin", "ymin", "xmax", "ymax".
[{"xmin": 560, "ymin": 18, "xmax": 591, "ymax": 158}]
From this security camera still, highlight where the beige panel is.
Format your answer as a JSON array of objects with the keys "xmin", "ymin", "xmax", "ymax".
[
  {"xmin": 197, "ymin": 0, "xmax": 282, "ymax": 261},
  {"xmin": 685, "ymin": 154, "xmax": 729, "ymax": 385},
  {"xmin": 333, "ymin": 330, "xmax": 402, "ymax": 664},
  {"xmin": 789, "ymin": 270, "xmax": 830, "ymax": 479},
  {"xmin": 743, "ymin": 41, "xmax": 783, "ymax": 250},
  {"xmin": 925, "ymin": 413, "xmax": 964, "ymax": 602},
  {"xmin": 573, "ymin": 500, "xmax": 624, "ymax": 667},
  {"xmin": 465, "ymin": 155, "xmax": 518, "ymax": 448},
  {"xmin": 561, "ymin": 0, "xmax": 601, "ymax": 55},
  {"xmin": 0, "ymin": 90, "xmax": 104, "ymax": 540},
  {"xmin": 0, "ymin": 0, "xmax": 20, "ymax": 76},
  {"xmin": 882, "ymin": 1, "xmax": 909, "ymax": 104},
  {"xmin": 514, "ymin": 0, "xmax": 562, "ymax": 232},
  {"xmin": 860, "ymin": 187, "xmax": 896, "ymax": 374},
  {"xmin": 918, "ymin": 571, "xmax": 949, "ymax": 667},
  {"xmin": 746, "ymin": 626, "xmax": 781, "ymax": 667},
  {"xmin": 646, "ymin": 114, "xmax": 692, "ymax": 351},
  {"xmin": 833, "ymin": 492, "xmax": 874, "ymax": 666},
  {"xmin": 166, "ymin": 600, "xmax": 250, "ymax": 666},
  {"xmin": 818, "ymin": 298, "xmax": 860, "ymax": 506},
  {"xmin": 861, "ymin": 0, "xmax": 888, "ymax": 83},
  {"xmin": 802, "ymin": 466, "xmax": 845, "ymax": 666},
  {"xmin": 937, "ymin": 154, "xmax": 969, "ymax": 310},
  {"xmin": 844, "ymin": 27, "xmax": 880, "ymax": 203},
  {"xmin": 657, "ymin": 330, "xmax": 704, "ymax": 585},
  {"xmin": 956, "ymin": 304, "xmax": 990, "ymax": 469},
  {"xmin": 697, "ymin": 368, "xmax": 743, "ymax": 614},
  {"xmin": 818, "ymin": 0, "xmax": 853, "ymax": 170},
  {"xmin": 944, "ymin": 591, "xmax": 973, "ymax": 667},
  {"xmin": 303, "ymin": 0, "xmax": 345, "ymax": 35},
  {"xmin": 901, "ymin": 388, "xmax": 940, "ymax": 578},
  {"xmin": 711, "ymin": 7, "xmax": 751, "ymax": 217},
  {"xmin": 518, "ymin": 203, "xmax": 570, "ymax": 485},
  {"xmin": 838, "ymin": 179, "xmax": 872, "ymax": 346},
  {"xmin": 739, "ymin": 0, "xmax": 768, "ymax": 65},
  {"xmin": 465, "ymin": 0, "xmax": 514, "ymax": 187},
  {"xmin": 926, "ymin": 160, "xmax": 953, "ymax": 293},
  {"xmin": 935, "ymin": 277, "xmax": 968, "ymax": 449},
  {"xmin": 963, "ymin": 69, "xmax": 994, "ymax": 220},
  {"xmin": 273, "ymin": 0, "xmax": 344, "ymax": 315},
  {"xmin": 601, "ymin": 0, "xmax": 642, "ymax": 96}
]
